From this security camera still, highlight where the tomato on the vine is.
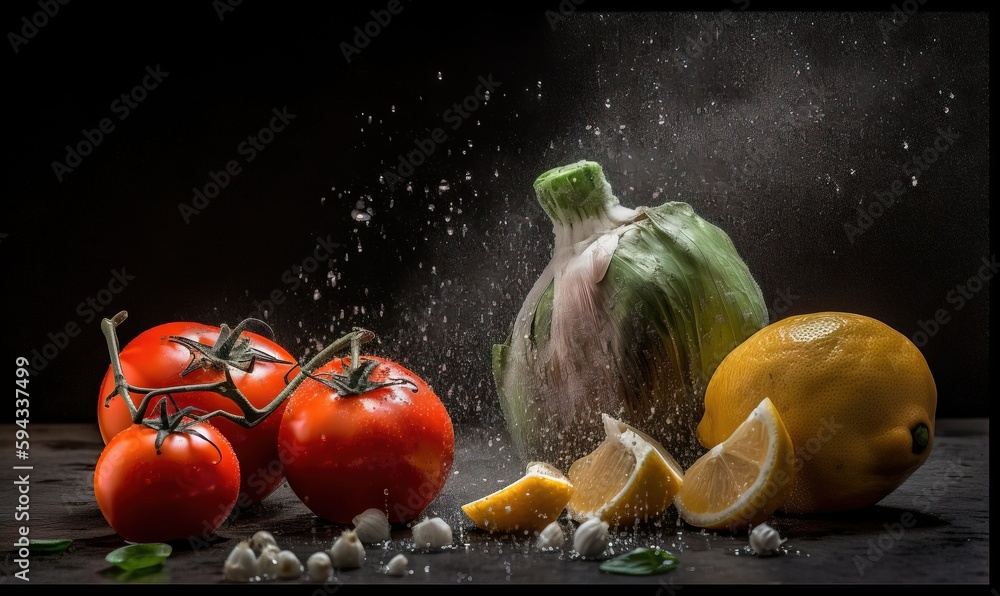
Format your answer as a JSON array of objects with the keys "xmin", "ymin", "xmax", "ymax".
[
  {"xmin": 278, "ymin": 354, "xmax": 455, "ymax": 524},
  {"xmin": 97, "ymin": 319, "xmax": 297, "ymax": 505},
  {"xmin": 94, "ymin": 412, "xmax": 241, "ymax": 544}
]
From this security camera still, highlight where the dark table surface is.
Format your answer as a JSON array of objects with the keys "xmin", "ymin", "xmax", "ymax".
[{"xmin": 0, "ymin": 419, "xmax": 989, "ymax": 588}]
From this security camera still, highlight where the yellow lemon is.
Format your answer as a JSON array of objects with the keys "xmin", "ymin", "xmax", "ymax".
[
  {"xmin": 566, "ymin": 414, "xmax": 684, "ymax": 527},
  {"xmin": 698, "ymin": 312, "xmax": 937, "ymax": 514},
  {"xmin": 461, "ymin": 461, "xmax": 573, "ymax": 534},
  {"xmin": 674, "ymin": 397, "xmax": 795, "ymax": 532}
]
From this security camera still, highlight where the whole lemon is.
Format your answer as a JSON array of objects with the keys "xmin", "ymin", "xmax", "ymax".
[{"xmin": 697, "ymin": 312, "xmax": 937, "ymax": 514}]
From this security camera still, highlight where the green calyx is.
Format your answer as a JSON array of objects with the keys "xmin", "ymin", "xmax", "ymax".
[
  {"xmin": 306, "ymin": 333, "xmax": 416, "ymax": 397},
  {"xmin": 912, "ymin": 423, "xmax": 930, "ymax": 454},
  {"xmin": 142, "ymin": 399, "xmax": 221, "ymax": 459},
  {"xmin": 169, "ymin": 318, "xmax": 293, "ymax": 375}
]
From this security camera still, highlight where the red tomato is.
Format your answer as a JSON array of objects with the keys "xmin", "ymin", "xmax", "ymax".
[
  {"xmin": 97, "ymin": 320, "xmax": 297, "ymax": 505},
  {"xmin": 278, "ymin": 355, "xmax": 455, "ymax": 524},
  {"xmin": 94, "ymin": 421, "xmax": 241, "ymax": 544}
]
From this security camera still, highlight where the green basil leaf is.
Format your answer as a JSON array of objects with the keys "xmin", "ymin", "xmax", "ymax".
[
  {"xmin": 106, "ymin": 543, "xmax": 173, "ymax": 571},
  {"xmin": 600, "ymin": 547, "xmax": 679, "ymax": 576},
  {"xmin": 29, "ymin": 539, "xmax": 73, "ymax": 552}
]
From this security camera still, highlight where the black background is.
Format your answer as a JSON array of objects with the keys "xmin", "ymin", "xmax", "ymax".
[{"xmin": 1, "ymin": 3, "xmax": 989, "ymax": 426}]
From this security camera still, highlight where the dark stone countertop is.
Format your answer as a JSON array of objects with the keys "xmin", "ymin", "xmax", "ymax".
[{"xmin": 0, "ymin": 419, "xmax": 989, "ymax": 588}]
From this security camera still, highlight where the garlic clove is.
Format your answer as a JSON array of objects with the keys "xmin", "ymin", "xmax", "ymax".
[
  {"xmin": 749, "ymin": 522, "xmax": 788, "ymax": 556},
  {"xmin": 385, "ymin": 553, "xmax": 409, "ymax": 577},
  {"xmin": 275, "ymin": 549, "xmax": 303, "ymax": 580},
  {"xmin": 306, "ymin": 551, "xmax": 333, "ymax": 582},
  {"xmin": 256, "ymin": 544, "xmax": 282, "ymax": 580},
  {"xmin": 573, "ymin": 518, "xmax": 609, "ymax": 558},
  {"xmin": 329, "ymin": 529, "xmax": 366, "ymax": 569},
  {"xmin": 536, "ymin": 521, "xmax": 566, "ymax": 550},
  {"xmin": 250, "ymin": 530, "xmax": 278, "ymax": 553},
  {"xmin": 223, "ymin": 540, "xmax": 259, "ymax": 583},
  {"xmin": 352, "ymin": 508, "xmax": 392, "ymax": 544},
  {"xmin": 411, "ymin": 517, "xmax": 453, "ymax": 550}
]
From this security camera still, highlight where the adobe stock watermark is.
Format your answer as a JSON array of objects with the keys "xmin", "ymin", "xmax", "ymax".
[
  {"xmin": 51, "ymin": 64, "xmax": 170, "ymax": 182},
  {"xmin": 733, "ymin": 416, "xmax": 842, "ymax": 527},
  {"xmin": 656, "ymin": 577, "xmax": 683, "ymax": 596},
  {"xmin": 187, "ymin": 438, "xmax": 306, "ymax": 553},
  {"xmin": 213, "ymin": 0, "xmax": 243, "ymax": 21},
  {"xmin": 26, "ymin": 267, "xmax": 136, "ymax": 375},
  {"xmin": 790, "ymin": 77, "xmax": 835, "ymax": 131},
  {"xmin": 853, "ymin": 456, "xmax": 965, "ymax": 576},
  {"xmin": 843, "ymin": 126, "xmax": 960, "ymax": 244},
  {"xmin": 545, "ymin": 0, "xmax": 585, "ymax": 30},
  {"xmin": 671, "ymin": 0, "xmax": 750, "ymax": 72},
  {"xmin": 879, "ymin": 0, "xmax": 929, "ymax": 41},
  {"xmin": 730, "ymin": 286, "xmax": 801, "ymax": 358},
  {"xmin": 910, "ymin": 254, "xmax": 994, "ymax": 348},
  {"xmin": 237, "ymin": 234, "xmax": 341, "ymax": 323},
  {"xmin": 340, "ymin": 0, "xmax": 410, "ymax": 64},
  {"xmin": 178, "ymin": 106, "xmax": 296, "ymax": 223},
  {"xmin": 380, "ymin": 74, "xmax": 502, "ymax": 192},
  {"xmin": 7, "ymin": 0, "xmax": 70, "ymax": 54}
]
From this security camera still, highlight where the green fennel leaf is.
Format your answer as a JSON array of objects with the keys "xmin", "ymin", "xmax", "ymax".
[
  {"xmin": 29, "ymin": 539, "xmax": 73, "ymax": 552},
  {"xmin": 600, "ymin": 547, "xmax": 679, "ymax": 576},
  {"xmin": 106, "ymin": 543, "xmax": 172, "ymax": 571}
]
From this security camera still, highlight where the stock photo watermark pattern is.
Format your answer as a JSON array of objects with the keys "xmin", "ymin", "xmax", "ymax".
[
  {"xmin": 380, "ymin": 74, "xmax": 502, "ymax": 192},
  {"xmin": 51, "ymin": 65, "xmax": 170, "ymax": 182}
]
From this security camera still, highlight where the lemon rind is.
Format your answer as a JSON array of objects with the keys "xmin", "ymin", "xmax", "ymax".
[
  {"xmin": 567, "ymin": 424, "xmax": 684, "ymax": 525},
  {"xmin": 674, "ymin": 398, "xmax": 789, "ymax": 530}
]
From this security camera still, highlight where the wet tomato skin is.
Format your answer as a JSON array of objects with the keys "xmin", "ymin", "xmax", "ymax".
[
  {"xmin": 94, "ymin": 422, "xmax": 241, "ymax": 544},
  {"xmin": 278, "ymin": 356, "xmax": 455, "ymax": 524},
  {"xmin": 97, "ymin": 321, "xmax": 297, "ymax": 505}
]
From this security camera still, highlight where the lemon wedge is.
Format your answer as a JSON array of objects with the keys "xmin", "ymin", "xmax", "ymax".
[
  {"xmin": 674, "ymin": 397, "xmax": 795, "ymax": 532},
  {"xmin": 461, "ymin": 461, "xmax": 574, "ymax": 534},
  {"xmin": 566, "ymin": 414, "xmax": 684, "ymax": 526}
]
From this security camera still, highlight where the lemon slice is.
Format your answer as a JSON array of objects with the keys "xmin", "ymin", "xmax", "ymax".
[
  {"xmin": 565, "ymin": 414, "xmax": 685, "ymax": 526},
  {"xmin": 461, "ymin": 461, "xmax": 574, "ymax": 533},
  {"xmin": 674, "ymin": 397, "xmax": 795, "ymax": 532}
]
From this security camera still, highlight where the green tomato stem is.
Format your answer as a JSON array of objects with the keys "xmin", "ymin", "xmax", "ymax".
[{"xmin": 100, "ymin": 310, "xmax": 374, "ymax": 430}]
